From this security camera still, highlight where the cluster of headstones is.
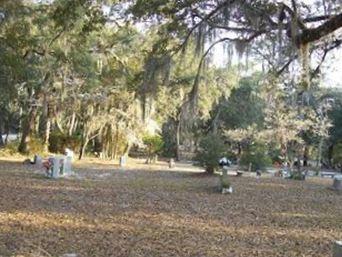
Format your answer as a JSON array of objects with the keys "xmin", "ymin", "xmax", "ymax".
[{"xmin": 33, "ymin": 149, "xmax": 73, "ymax": 178}]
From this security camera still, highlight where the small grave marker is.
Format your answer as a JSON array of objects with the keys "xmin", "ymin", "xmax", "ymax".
[
  {"xmin": 169, "ymin": 158, "xmax": 175, "ymax": 168},
  {"xmin": 333, "ymin": 241, "xmax": 342, "ymax": 257},
  {"xmin": 333, "ymin": 176, "xmax": 342, "ymax": 191},
  {"xmin": 119, "ymin": 156, "xmax": 127, "ymax": 167}
]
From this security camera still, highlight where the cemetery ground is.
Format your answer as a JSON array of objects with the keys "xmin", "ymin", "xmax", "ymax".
[{"xmin": 0, "ymin": 158, "xmax": 341, "ymax": 257}]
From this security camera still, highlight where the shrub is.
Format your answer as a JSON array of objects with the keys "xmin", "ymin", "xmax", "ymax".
[
  {"xmin": 49, "ymin": 132, "xmax": 81, "ymax": 154},
  {"xmin": 0, "ymin": 137, "xmax": 46, "ymax": 157},
  {"xmin": 195, "ymin": 134, "xmax": 227, "ymax": 174},
  {"xmin": 240, "ymin": 143, "xmax": 272, "ymax": 171},
  {"xmin": 0, "ymin": 140, "xmax": 20, "ymax": 156},
  {"xmin": 27, "ymin": 137, "xmax": 45, "ymax": 155},
  {"xmin": 143, "ymin": 134, "xmax": 164, "ymax": 163}
]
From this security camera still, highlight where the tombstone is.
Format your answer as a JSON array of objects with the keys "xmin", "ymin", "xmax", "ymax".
[
  {"xmin": 119, "ymin": 156, "xmax": 126, "ymax": 167},
  {"xmin": 60, "ymin": 254, "xmax": 78, "ymax": 257},
  {"xmin": 248, "ymin": 162, "xmax": 252, "ymax": 172},
  {"xmin": 45, "ymin": 155, "xmax": 73, "ymax": 178},
  {"xmin": 333, "ymin": 241, "xmax": 342, "ymax": 257},
  {"xmin": 256, "ymin": 170, "xmax": 261, "ymax": 181},
  {"xmin": 23, "ymin": 159, "xmax": 31, "ymax": 165},
  {"xmin": 219, "ymin": 157, "xmax": 232, "ymax": 194},
  {"xmin": 51, "ymin": 157, "xmax": 61, "ymax": 178},
  {"xmin": 63, "ymin": 156, "xmax": 73, "ymax": 176},
  {"xmin": 169, "ymin": 158, "xmax": 175, "ymax": 168},
  {"xmin": 221, "ymin": 167, "xmax": 232, "ymax": 194},
  {"xmin": 236, "ymin": 171, "xmax": 243, "ymax": 177},
  {"xmin": 152, "ymin": 154, "xmax": 158, "ymax": 164},
  {"xmin": 333, "ymin": 176, "xmax": 342, "ymax": 191},
  {"xmin": 34, "ymin": 155, "xmax": 43, "ymax": 169},
  {"xmin": 222, "ymin": 186, "xmax": 233, "ymax": 194},
  {"xmin": 65, "ymin": 148, "xmax": 74, "ymax": 161}
]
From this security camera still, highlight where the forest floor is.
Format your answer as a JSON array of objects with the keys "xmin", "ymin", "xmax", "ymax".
[{"xmin": 0, "ymin": 157, "xmax": 341, "ymax": 257}]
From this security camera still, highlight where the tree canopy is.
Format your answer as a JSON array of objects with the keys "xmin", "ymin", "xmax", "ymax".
[{"xmin": 0, "ymin": 0, "xmax": 341, "ymax": 170}]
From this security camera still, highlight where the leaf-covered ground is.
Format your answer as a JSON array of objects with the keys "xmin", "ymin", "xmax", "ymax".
[{"xmin": 0, "ymin": 158, "xmax": 341, "ymax": 257}]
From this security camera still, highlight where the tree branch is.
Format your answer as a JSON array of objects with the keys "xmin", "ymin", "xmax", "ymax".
[
  {"xmin": 275, "ymin": 55, "xmax": 297, "ymax": 76},
  {"xmin": 311, "ymin": 39, "xmax": 342, "ymax": 78},
  {"xmin": 178, "ymin": 0, "xmax": 236, "ymax": 51},
  {"xmin": 303, "ymin": 15, "xmax": 334, "ymax": 23},
  {"xmin": 296, "ymin": 13, "xmax": 342, "ymax": 45}
]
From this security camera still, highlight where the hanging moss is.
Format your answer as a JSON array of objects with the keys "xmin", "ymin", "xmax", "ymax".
[{"xmin": 234, "ymin": 40, "xmax": 247, "ymax": 59}]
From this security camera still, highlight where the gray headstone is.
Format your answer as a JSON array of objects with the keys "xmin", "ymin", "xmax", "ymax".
[
  {"xmin": 333, "ymin": 241, "xmax": 342, "ymax": 257},
  {"xmin": 333, "ymin": 176, "xmax": 342, "ymax": 191},
  {"xmin": 64, "ymin": 156, "xmax": 72, "ymax": 176},
  {"xmin": 34, "ymin": 155, "xmax": 43, "ymax": 168},
  {"xmin": 51, "ymin": 157, "xmax": 60, "ymax": 178}
]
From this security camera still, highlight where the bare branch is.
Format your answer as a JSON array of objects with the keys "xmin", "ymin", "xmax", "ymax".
[
  {"xmin": 312, "ymin": 39, "xmax": 342, "ymax": 78},
  {"xmin": 275, "ymin": 56, "xmax": 297, "ymax": 77}
]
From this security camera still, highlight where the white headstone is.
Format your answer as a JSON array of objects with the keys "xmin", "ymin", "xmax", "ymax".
[
  {"xmin": 169, "ymin": 158, "xmax": 175, "ymax": 168},
  {"xmin": 65, "ymin": 148, "xmax": 74, "ymax": 160},
  {"xmin": 222, "ymin": 186, "xmax": 233, "ymax": 194},
  {"xmin": 119, "ymin": 156, "xmax": 126, "ymax": 167}
]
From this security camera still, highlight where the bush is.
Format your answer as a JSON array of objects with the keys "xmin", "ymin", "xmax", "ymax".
[
  {"xmin": 143, "ymin": 134, "xmax": 164, "ymax": 163},
  {"xmin": 194, "ymin": 134, "xmax": 227, "ymax": 174},
  {"xmin": 0, "ymin": 137, "xmax": 46, "ymax": 157},
  {"xmin": 0, "ymin": 140, "xmax": 20, "ymax": 156},
  {"xmin": 27, "ymin": 137, "xmax": 45, "ymax": 155},
  {"xmin": 240, "ymin": 143, "xmax": 272, "ymax": 171},
  {"xmin": 49, "ymin": 132, "xmax": 81, "ymax": 154}
]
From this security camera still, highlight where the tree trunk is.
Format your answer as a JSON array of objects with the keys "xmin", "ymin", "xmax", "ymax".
[
  {"xmin": 176, "ymin": 119, "xmax": 181, "ymax": 161},
  {"xmin": 316, "ymin": 139, "xmax": 323, "ymax": 170},
  {"xmin": 4, "ymin": 124, "xmax": 9, "ymax": 145},
  {"xmin": 78, "ymin": 137, "xmax": 89, "ymax": 160},
  {"xmin": 55, "ymin": 118, "xmax": 64, "ymax": 133},
  {"xmin": 0, "ymin": 121, "xmax": 4, "ymax": 147},
  {"xmin": 328, "ymin": 144, "xmax": 334, "ymax": 167},
  {"xmin": 123, "ymin": 142, "xmax": 131, "ymax": 157},
  {"xmin": 296, "ymin": 155, "xmax": 301, "ymax": 173},
  {"xmin": 35, "ymin": 114, "xmax": 40, "ymax": 136},
  {"xmin": 18, "ymin": 106, "xmax": 38, "ymax": 154},
  {"xmin": 69, "ymin": 112, "xmax": 76, "ymax": 136},
  {"xmin": 113, "ymin": 126, "xmax": 119, "ymax": 160},
  {"xmin": 42, "ymin": 97, "xmax": 51, "ymax": 152},
  {"xmin": 43, "ymin": 117, "xmax": 51, "ymax": 152},
  {"xmin": 237, "ymin": 143, "xmax": 242, "ymax": 157},
  {"xmin": 78, "ymin": 127, "xmax": 89, "ymax": 160},
  {"xmin": 303, "ymin": 145, "xmax": 309, "ymax": 167}
]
